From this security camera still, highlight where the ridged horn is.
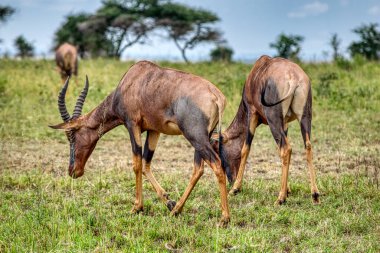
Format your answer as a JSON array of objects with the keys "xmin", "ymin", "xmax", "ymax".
[
  {"xmin": 58, "ymin": 76, "xmax": 71, "ymax": 122},
  {"xmin": 72, "ymin": 75, "xmax": 89, "ymax": 119}
]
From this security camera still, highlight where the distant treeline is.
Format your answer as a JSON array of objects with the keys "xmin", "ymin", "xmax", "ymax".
[{"xmin": 1, "ymin": 1, "xmax": 380, "ymax": 62}]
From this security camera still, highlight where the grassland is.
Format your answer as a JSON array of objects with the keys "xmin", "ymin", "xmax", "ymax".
[{"xmin": 0, "ymin": 58, "xmax": 379, "ymax": 252}]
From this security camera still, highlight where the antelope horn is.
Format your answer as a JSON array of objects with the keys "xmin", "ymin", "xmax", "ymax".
[
  {"xmin": 72, "ymin": 75, "xmax": 89, "ymax": 119},
  {"xmin": 58, "ymin": 76, "xmax": 71, "ymax": 122}
]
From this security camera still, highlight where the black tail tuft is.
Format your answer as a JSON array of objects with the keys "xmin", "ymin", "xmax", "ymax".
[
  {"xmin": 261, "ymin": 78, "xmax": 297, "ymax": 107},
  {"xmin": 219, "ymin": 134, "xmax": 233, "ymax": 185}
]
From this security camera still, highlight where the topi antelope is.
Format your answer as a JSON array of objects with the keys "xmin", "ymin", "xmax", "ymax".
[
  {"xmin": 216, "ymin": 55, "xmax": 320, "ymax": 205},
  {"xmin": 49, "ymin": 61, "xmax": 230, "ymax": 225},
  {"xmin": 55, "ymin": 43, "xmax": 78, "ymax": 82}
]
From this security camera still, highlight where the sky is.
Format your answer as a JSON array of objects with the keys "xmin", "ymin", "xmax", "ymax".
[{"xmin": 1, "ymin": 0, "xmax": 380, "ymax": 62}]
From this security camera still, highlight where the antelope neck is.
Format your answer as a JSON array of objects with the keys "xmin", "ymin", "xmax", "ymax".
[
  {"xmin": 225, "ymin": 99, "xmax": 249, "ymax": 147},
  {"xmin": 86, "ymin": 94, "xmax": 123, "ymax": 138}
]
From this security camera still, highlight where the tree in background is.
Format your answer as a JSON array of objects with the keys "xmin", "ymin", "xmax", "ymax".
[
  {"xmin": 330, "ymin": 33, "xmax": 341, "ymax": 61},
  {"xmin": 0, "ymin": 5, "xmax": 15, "ymax": 47},
  {"xmin": 53, "ymin": 0, "xmax": 225, "ymax": 61},
  {"xmin": 54, "ymin": 13, "xmax": 90, "ymax": 58},
  {"xmin": 79, "ymin": 0, "xmax": 156, "ymax": 58},
  {"xmin": 0, "ymin": 5, "xmax": 15, "ymax": 24},
  {"xmin": 210, "ymin": 45, "xmax": 233, "ymax": 62},
  {"xmin": 348, "ymin": 23, "xmax": 380, "ymax": 61},
  {"xmin": 14, "ymin": 35, "xmax": 34, "ymax": 58},
  {"xmin": 270, "ymin": 33, "xmax": 304, "ymax": 60},
  {"xmin": 54, "ymin": 13, "xmax": 113, "ymax": 58},
  {"xmin": 155, "ymin": 2, "xmax": 221, "ymax": 63}
]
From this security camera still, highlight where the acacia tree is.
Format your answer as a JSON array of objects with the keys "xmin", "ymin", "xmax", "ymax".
[
  {"xmin": 54, "ymin": 0, "xmax": 158, "ymax": 59},
  {"xmin": 330, "ymin": 33, "xmax": 341, "ymax": 61},
  {"xmin": 348, "ymin": 23, "xmax": 380, "ymax": 61},
  {"xmin": 0, "ymin": 5, "xmax": 15, "ymax": 24},
  {"xmin": 270, "ymin": 33, "xmax": 304, "ymax": 60},
  {"xmin": 53, "ymin": 0, "xmax": 225, "ymax": 61},
  {"xmin": 155, "ymin": 3, "xmax": 221, "ymax": 63},
  {"xmin": 14, "ymin": 35, "xmax": 34, "ymax": 58},
  {"xmin": 0, "ymin": 5, "xmax": 15, "ymax": 46},
  {"xmin": 54, "ymin": 13, "xmax": 96, "ymax": 58},
  {"xmin": 79, "ymin": 0, "xmax": 156, "ymax": 58}
]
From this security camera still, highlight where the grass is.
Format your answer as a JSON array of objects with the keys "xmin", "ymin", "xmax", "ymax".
[
  {"xmin": 1, "ymin": 170, "xmax": 379, "ymax": 252},
  {"xmin": 0, "ymin": 58, "xmax": 380, "ymax": 252}
]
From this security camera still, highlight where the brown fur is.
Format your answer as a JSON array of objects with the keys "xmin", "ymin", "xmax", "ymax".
[
  {"xmin": 55, "ymin": 43, "xmax": 78, "ymax": 82},
  {"xmin": 220, "ymin": 55, "xmax": 320, "ymax": 204},
  {"xmin": 50, "ymin": 61, "xmax": 230, "ymax": 225}
]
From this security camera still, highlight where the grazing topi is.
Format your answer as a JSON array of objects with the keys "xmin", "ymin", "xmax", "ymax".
[
  {"xmin": 55, "ymin": 43, "xmax": 78, "ymax": 82},
  {"xmin": 49, "ymin": 61, "xmax": 230, "ymax": 225},
  {"xmin": 216, "ymin": 55, "xmax": 320, "ymax": 205}
]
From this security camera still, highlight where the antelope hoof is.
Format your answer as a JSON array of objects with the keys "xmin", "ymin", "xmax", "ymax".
[
  {"xmin": 218, "ymin": 217, "xmax": 230, "ymax": 228},
  {"xmin": 130, "ymin": 206, "xmax": 144, "ymax": 214},
  {"xmin": 170, "ymin": 208, "xmax": 181, "ymax": 217},
  {"xmin": 166, "ymin": 200, "xmax": 176, "ymax": 211},
  {"xmin": 275, "ymin": 199, "xmax": 286, "ymax": 206},
  {"xmin": 170, "ymin": 203, "xmax": 183, "ymax": 217},
  {"xmin": 229, "ymin": 188, "xmax": 241, "ymax": 196},
  {"xmin": 287, "ymin": 187, "xmax": 291, "ymax": 197},
  {"xmin": 312, "ymin": 192, "xmax": 320, "ymax": 204}
]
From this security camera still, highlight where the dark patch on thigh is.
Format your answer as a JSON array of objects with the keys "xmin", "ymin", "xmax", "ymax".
[
  {"xmin": 167, "ymin": 97, "xmax": 220, "ymax": 165},
  {"xmin": 168, "ymin": 97, "xmax": 210, "ymax": 145},
  {"xmin": 262, "ymin": 80, "xmax": 286, "ymax": 147},
  {"xmin": 261, "ymin": 78, "xmax": 283, "ymax": 106}
]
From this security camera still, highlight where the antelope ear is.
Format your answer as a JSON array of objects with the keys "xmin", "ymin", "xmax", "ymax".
[
  {"xmin": 49, "ymin": 120, "xmax": 83, "ymax": 130},
  {"xmin": 49, "ymin": 122, "xmax": 68, "ymax": 130}
]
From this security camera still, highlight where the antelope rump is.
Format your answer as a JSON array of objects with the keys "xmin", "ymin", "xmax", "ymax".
[{"xmin": 55, "ymin": 43, "xmax": 78, "ymax": 82}]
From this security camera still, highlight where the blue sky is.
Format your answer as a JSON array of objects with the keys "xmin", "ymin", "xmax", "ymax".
[{"xmin": 1, "ymin": 0, "xmax": 379, "ymax": 61}]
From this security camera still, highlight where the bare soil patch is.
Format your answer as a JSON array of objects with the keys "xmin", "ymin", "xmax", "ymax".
[{"xmin": 2, "ymin": 134, "xmax": 379, "ymax": 184}]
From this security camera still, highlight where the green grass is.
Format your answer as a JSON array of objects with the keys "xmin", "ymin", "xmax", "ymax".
[
  {"xmin": 0, "ymin": 58, "xmax": 380, "ymax": 252},
  {"xmin": 1, "ymin": 170, "xmax": 379, "ymax": 252}
]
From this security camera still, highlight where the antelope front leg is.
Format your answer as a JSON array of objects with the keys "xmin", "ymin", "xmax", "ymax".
[
  {"xmin": 128, "ymin": 126, "xmax": 144, "ymax": 214},
  {"xmin": 170, "ymin": 151, "xmax": 204, "ymax": 216},
  {"xmin": 208, "ymin": 159, "xmax": 230, "ymax": 227},
  {"xmin": 229, "ymin": 114, "xmax": 258, "ymax": 195},
  {"xmin": 229, "ymin": 142, "xmax": 250, "ymax": 195},
  {"xmin": 143, "ymin": 131, "xmax": 176, "ymax": 210}
]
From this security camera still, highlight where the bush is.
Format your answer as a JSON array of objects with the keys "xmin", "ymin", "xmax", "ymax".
[
  {"xmin": 316, "ymin": 72, "xmax": 338, "ymax": 97},
  {"xmin": 335, "ymin": 56, "xmax": 352, "ymax": 71},
  {"xmin": 210, "ymin": 46, "xmax": 234, "ymax": 62}
]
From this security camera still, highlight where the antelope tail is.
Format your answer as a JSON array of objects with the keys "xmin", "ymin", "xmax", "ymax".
[{"xmin": 261, "ymin": 79, "xmax": 299, "ymax": 107}]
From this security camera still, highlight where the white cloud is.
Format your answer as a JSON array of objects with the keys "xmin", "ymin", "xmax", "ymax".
[
  {"xmin": 288, "ymin": 1, "xmax": 329, "ymax": 18},
  {"xmin": 368, "ymin": 5, "xmax": 380, "ymax": 16}
]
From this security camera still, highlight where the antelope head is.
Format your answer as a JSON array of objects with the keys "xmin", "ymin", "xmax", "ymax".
[{"xmin": 49, "ymin": 76, "xmax": 99, "ymax": 178}]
